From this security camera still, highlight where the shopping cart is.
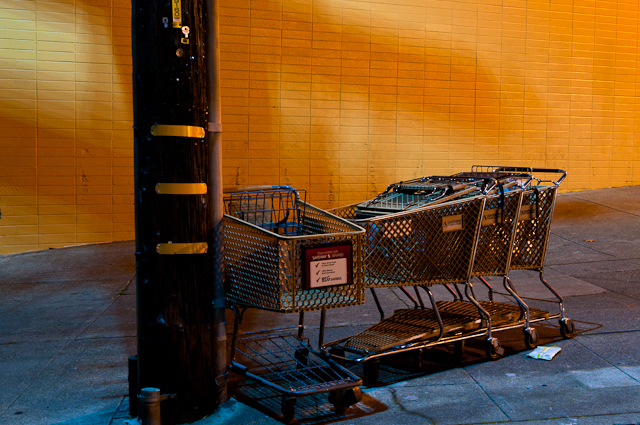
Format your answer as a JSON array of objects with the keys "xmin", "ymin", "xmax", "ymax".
[
  {"xmin": 322, "ymin": 167, "xmax": 571, "ymax": 384},
  {"xmin": 353, "ymin": 175, "xmax": 496, "ymax": 219},
  {"xmin": 322, "ymin": 195, "xmax": 503, "ymax": 384},
  {"xmin": 392, "ymin": 167, "xmax": 573, "ymax": 361},
  {"xmin": 428, "ymin": 167, "xmax": 541, "ymax": 358},
  {"xmin": 223, "ymin": 185, "xmax": 366, "ymax": 423},
  {"xmin": 484, "ymin": 167, "xmax": 575, "ymax": 339}
]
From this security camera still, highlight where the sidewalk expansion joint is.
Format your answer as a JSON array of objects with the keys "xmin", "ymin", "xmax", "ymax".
[
  {"xmin": 550, "ymin": 232, "xmax": 617, "ymax": 258},
  {"xmin": 465, "ymin": 370, "xmax": 513, "ymax": 421},
  {"xmin": 572, "ymin": 336, "xmax": 640, "ymax": 385},
  {"xmin": 389, "ymin": 387, "xmax": 436, "ymax": 423}
]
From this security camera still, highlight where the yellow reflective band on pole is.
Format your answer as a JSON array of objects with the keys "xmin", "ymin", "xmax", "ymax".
[
  {"xmin": 150, "ymin": 124, "xmax": 205, "ymax": 138},
  {"xmin": 156, "ymin": 242, "xmax": 208, "ymax": 255},
  {"xmin": 155, "ymin": 183, "xmax": 207, "ymax": 195}
]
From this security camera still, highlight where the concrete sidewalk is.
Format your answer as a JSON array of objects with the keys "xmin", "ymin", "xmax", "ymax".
[{"xmin": 2, "ymin": 186, "xmax": 640, "ymax": 425}]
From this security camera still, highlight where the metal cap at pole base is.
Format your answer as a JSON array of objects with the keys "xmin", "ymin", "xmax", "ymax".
[
  {"xmin": 139, "ymin": 388, "xmax": 162, "ymax": 425},
  {"xmin": 138, "ymin": 388, "xmax": 177, "ymax": 425}
]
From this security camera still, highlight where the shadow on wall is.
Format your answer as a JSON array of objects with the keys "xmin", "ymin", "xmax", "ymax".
[{"xmin": 226, "ymin": 0, "xmax": 541, "ymax": 208}]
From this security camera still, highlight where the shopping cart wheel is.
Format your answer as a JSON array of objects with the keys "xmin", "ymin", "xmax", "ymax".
[
  {"xmin": 362, "ymin": 360, "xmax": 380, "ymax": 386},
  {"xmin": 281, "ymin": 396, "xmax": 297, "ymax": 424},
  {"xmin": 560, "ymin": 318, "xmax": 575, "ymax": 339},
  {"xmin": 329, "ymin": 386, "xmax": 362, "ymax": 413},
  {"xmin": 485, "ymin": 338, "xmax": 504, "ymax": 361},
  {"xmin": 294, "ymin": 347, "xmax": 309, "ymax": 369},
  {"xmin": 524, "ymin": 328, "xmax": 539, "ymax": 350}
]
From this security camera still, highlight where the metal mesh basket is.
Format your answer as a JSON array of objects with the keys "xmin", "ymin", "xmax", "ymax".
[
  {"xmin": 353, "ymin": 176, "xmax": 492, "ymax": 218},
  {"xmin": 510, "ymin": 185, "xmax": 558, "ymax": 271},
  {"xmin": 472, "ymin": 189, "xmax": 524, "ymax": 277},
  {"xmin": 332, "ymin": 196, "xmax": 485, "ymax": 288},
  {"xmin": 467, "ymin": 165, "xmax": 533, "ymax": 188},
  {"xmin": 225, "ymin": 187, "xmax": 306, "ymax": 236},
  {"xmin": 224, "ymin": 198, "xmax": 366, "ymax": 312}
]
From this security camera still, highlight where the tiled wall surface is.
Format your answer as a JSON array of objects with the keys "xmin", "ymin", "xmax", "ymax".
[
  {"xmin": 2, "ymin": 0, "xmax": 640, "ymax": 254},
  {"xmin": 219, "ymin": 0, "xmax": 640, "ymax": 207},
  {"xmin": 0, "ymin": 0, "xmax": 132, "ymax": 254}
]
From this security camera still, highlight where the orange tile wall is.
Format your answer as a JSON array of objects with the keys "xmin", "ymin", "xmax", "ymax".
[
  {"xmin": 0, "ymin": 0, "xmax": 132, "ymax": 254},
  {"xmin": 219, "ymin": 0, "xmax": 640, "ymax": 207},
  {"xmin": 1, "ymin": 0, "xmax": 640, "ymax": 254}
]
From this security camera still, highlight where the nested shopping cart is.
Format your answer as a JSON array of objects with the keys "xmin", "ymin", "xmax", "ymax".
[
  {"xmin": 393, "ymin": 167, "xmax": 574, "ymax": 361},
  {"xmin": 479, "ymin": 167, "xmax": 575, "ymax": 339},
  {"xmin": 353, "ymin": 174, "xmax": 498, "ymax": 219},
  {"xmin": 322, "ymin": 167, "xmax": 572, "ymax": 383},
  {"xmin": 322, "ymin": 195, "xmax": 502, "ymax": 383},
  {"xmin": 223, "ymin": 185, "xmax": 366, "ymax": 423},
  {"xmin": 424, "ymin": 167, "xmax": 544, "ymax": 358}
]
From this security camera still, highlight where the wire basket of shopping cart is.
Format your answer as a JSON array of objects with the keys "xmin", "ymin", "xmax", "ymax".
[
  {"xmin": 352, "ymin": 175, "xmax": 496, "ymax": 219},
  {"xmin": 496, "ymin": 168, "xmax": 575, "ymax": 338},
  {"xmin": 224, "ymin": 185, "xmax": 366, "ymax": 312},
  {"xmin": 223, "ymin": 185, "xmax": 366, "ymax": 423},
  {"xmin": 323, "ymin": 195, "xmax": 498, "ymax": 383},
  {"xmin": 433, "ymin": 176, "xmax": 544, "ymax": 355}
]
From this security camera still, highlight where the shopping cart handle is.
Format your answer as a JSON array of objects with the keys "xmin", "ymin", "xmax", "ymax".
[
  {"xmin": 492, "ymin": 167, "xmax": 566, "ymax": 185},
  {"xmin": 223, "ymin": 185, "xmax": 295, "ymax": 193},
  {"xmin": 529, "ymin": 168, "xmax": 567, "ymax": 185}
]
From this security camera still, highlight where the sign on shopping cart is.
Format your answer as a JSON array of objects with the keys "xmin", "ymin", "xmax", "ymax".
[{"xmin": 303, "ymin": 242, "xmax": 353, "ymax": 289}]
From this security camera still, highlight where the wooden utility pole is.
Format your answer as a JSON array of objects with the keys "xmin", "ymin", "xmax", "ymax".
[{"xmin": 131, "ymin": 0, "xmax": 226, "ymax": 421}]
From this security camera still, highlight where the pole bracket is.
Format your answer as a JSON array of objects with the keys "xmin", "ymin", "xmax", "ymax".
[
  {"xmin": 208, "ymin": 122, "xmax": 222, "ymax": 133},
  {"xmin": 214, "ymin": 371, "xmax": 229, "ymax": 388},
  {"xmin": 212, "ymin": 297, "xmax": 226, "ymax": 308}
]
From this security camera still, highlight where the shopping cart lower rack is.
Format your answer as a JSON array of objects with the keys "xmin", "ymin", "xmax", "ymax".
[
  {"xmin": 228, "ymin": 315, "xmax": 363, "ymax": 422},
  {"xmin": 223, "ymin": 185, "xmax": 366, "ymax": 423}
]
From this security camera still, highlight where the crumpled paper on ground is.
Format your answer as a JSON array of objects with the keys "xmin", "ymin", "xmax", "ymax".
[{"xmin": 527, "ymin": 345, "xmax": 562, "ymax": 360}]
